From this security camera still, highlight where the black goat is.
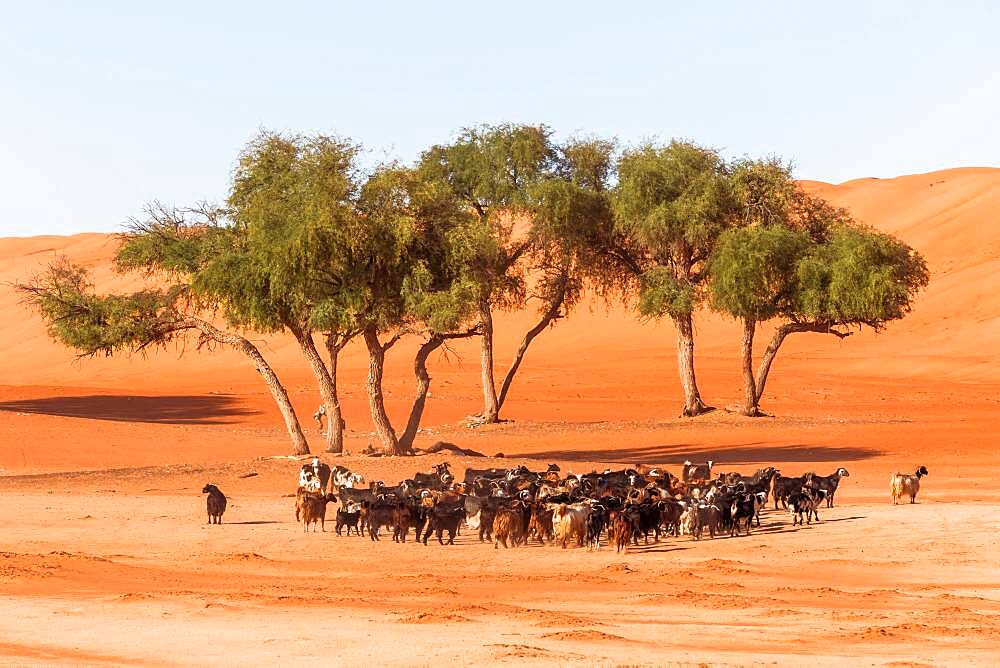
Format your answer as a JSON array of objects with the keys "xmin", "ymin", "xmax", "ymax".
[
  {"xmin": 422, "ymin": 502, "xmax": 465, "ymax": 545},
  {"xmin": 730, "ymin": 493, "xmax": 755, "ymax": 536},
  {"xmin": 808, "ymin": 467, "xmax": 850, "ymax": 507},
  {"xmin": 202, "ymin": 484, "xmax": 227, "ymax": 524}
]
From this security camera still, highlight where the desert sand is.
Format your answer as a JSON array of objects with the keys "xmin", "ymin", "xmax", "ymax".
[{"xmin": 1, "ymin": 168, "xmax": 999, "ymax": 665}]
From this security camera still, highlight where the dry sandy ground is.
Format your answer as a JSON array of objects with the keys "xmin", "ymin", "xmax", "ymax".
[
  {"xmin": 1, "ymin": 168, "xmax": 999, "ymax": 665},
  {"xmin": 1, "ymin": 383, "xmax": 999, "ymax": 666}
]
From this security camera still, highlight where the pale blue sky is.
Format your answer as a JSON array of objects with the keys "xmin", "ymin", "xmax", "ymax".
[{"xmin": 2, "ymin": 1, "xmax": 998, "ymax": 236}]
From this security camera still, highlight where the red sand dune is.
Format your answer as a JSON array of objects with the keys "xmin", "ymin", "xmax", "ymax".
[{"xmin": 1, "ymin": 168, "xmax": 999, "ymax": 664}]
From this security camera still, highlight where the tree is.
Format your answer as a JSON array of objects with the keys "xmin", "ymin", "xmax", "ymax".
[
  {"xmin": 612, "ymin": 141, "xmax": 736, "ymax": 416},
  {"xmin": 352, "ymin": 165, "xmax": 482, "ymax": 455},
  {"xmin": 225, "ymin": 131, "xmax": 363, "ymax": 453},
  {"xmin": 17, "ymin": 255, "xmax": 311, "ymax": 454},
  {"xmin": 418, "ymin": 124, "xmax": 557, "ymax": 424},
  {"xmin": 709, "ymin": 162, "xmax": 929, "ymax": 415},
  {"xmin": 708, "ymin": 223, "xmax": 811, "ymax": 415}
]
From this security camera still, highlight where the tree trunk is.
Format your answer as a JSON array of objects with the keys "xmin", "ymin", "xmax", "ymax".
[
  {"xmin": 754, "ymin": 321, "xmax": 851, "ymax": 403},
  {"xmin": 184, "ymin": 316, "xmax": 309, "ymax": 455},
  {"xmin": 755, "ymin": 325, "xmax": 790, "ymax": 403},
  {"xmin": 292, "ymin": 327, "xmax": 341, "ymax": 454},
  {"xmin": 740, "ymin": 318, "xmax": 760, "ymax": 417},
  {"xmin": 478, "ymin": 301, "xmax": 500, "ymax": 424},
  {"xmin": 323, "ymin": 332, "xmax": 349, "ymax": 454},
  {"xmin": 496, "ymin": 283, "xmax": 566, "ymax": 411},
  {"xmin": 363, "ymin": 326, "xmax": 400, "ymax": 455},
  {"xmin": 672, "ymin": 311, "xmax": 709, "ymax": 417},
  {"xmin": 397, "ymin": 335, "xmax": 446, "ymax": 454}
]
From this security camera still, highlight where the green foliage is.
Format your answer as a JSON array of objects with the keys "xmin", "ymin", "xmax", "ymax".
[
  {"xmin": 420, "ymin": 124, "xmax": 556, "ymax": 213},
  {"xmin": 709, "ymin": 225, "xmax": 812, "ymax": 321},
  {"xmin": 790, "ymin": 192, "xmax": 853, "ymax": 243},
  {"xmin": 18, "ymin": 259, "xmax": 184, "ymax": 356},
  {"xmin": 418, "ymin": 124, "xmax": 558, "ymax": 310},
  {"xmin": 402, "ymin": 263, "xmax": 479, "ymax": 333},
  {"xmin": 637, "ymin": 267, "xmax": 695, "ymax": 319},
  {"xmin": 558, "ymin": 137, "xmax": 616, "ymax": 192},
  {"xmin": 356, "ymin": 163, "xmax": 480, "ymax": 334},
  {"xmin": 220, "ymin": 131, "xmax": 362, "ymax": 333},
  {"xmin": 796, "ymin": 225, "xmax": 929, "ymax": 328},
  {"xmin": 115, "ymin": 204, "xmax": 238, "ymax": 284},
  {"xmin": 709, "ymin": 153, "xmax": 928, "ymax": 336},
  {"xmin": 613, "ymin": 140, "xmax": 734, "ymax": 260},
  {"xmin": 530, "ymin": 137, "xmax": 619, "ymax": 307},
  {"xmin": 728, "ymin": 157, "xmax": 797, "ymax": 228},
  {"xmin": 112, "ymin": 130, "xmax": 482, "ymax": 342}
]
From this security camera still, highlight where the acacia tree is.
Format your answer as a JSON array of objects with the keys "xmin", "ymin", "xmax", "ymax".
[
  {"xmin": 612, "ymin": 141, "xmax": 736, "ymax": 416},
  {"xmin": 708, "ymin": 223, "xmax": 811, "ymax": 416},
  {"xmin": 18, "ymin": 253, "xmax": 311, "ymax": 454},
  {"xmin": 710, "ymin": 163, "xmax": 929, "ymax": 415},
  {"xmin": 224, "ymin": 132, "xmax": 363, "ymax": 453},
  {"xmin": 353, "ymin": 165, "xmax": 481, "ymax": 455},
  {"xmin": 418, "ymin": 124, "xmax": 557, "ymax": 424}
]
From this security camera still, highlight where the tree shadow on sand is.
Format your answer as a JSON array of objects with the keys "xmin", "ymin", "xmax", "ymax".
[
  {"xmin": 518, "ymin": 442, "xmax": 881, "ymax": 465},
  {"xmin": 0, "ymin": 394, "xmax": 259, "ymax": 425}
]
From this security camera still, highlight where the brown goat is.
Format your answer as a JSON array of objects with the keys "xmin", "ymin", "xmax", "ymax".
[
  {"xmin": 609, "ymin": 510, "xmax": 633, "ymax": 553},
  {"xmin": 300, "ymin": 493, "xmax": 337, "ymax": 532},
  {"xmin": 528, "ymin": 504, "xmax": 554, "ymax": 545},
  {"xmin": 493, "ymin": 508, "xmax": 523, "ymax": 549}
]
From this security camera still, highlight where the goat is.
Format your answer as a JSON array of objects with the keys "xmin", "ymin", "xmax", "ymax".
[
  {"xmin": 693, "ymin": 504, "xmax": 721, "ymax": 540},
  {"xmin": 585, "ymin": 503, "xmax": 607, "ymax": 550},
  {"xmin": 751, "ymin": 491, "xmax": 768, "ymax": 527},
  {"xmin": 808, "ymin": 467, "xmax": 850, "ymax": 507},
  {"xmin": 422, "ymin": 501, "xmax": 465, "ymax": 545},
  {"xmin": 300, "ymin": 493, "xmax": 337, "ymax": 532},
  {"xmin": 678, "ymin": 505, "xmax": 697, "ymax": 536},
  {"xmin": 366, "ymin": 502, "xmax": 396, "ymax": 541},
  {"xmin": 392, "ymin": 503, "xmax": 414, "ymax": 543},
  {"xmin": 788, "ymin": 487, "xmax": 826, "ymax": 525},
  {"xmin": 335, "ymin": 504, "xmax": 361, "ymax": 536},
  {"xmin": 730, "ymin": 493, "xmax": 755, "ymax": 537},
  {"xmin": 527, "ymin": 503, "xmax": 554, "ymax": 545},
  {"xmin": 772, "ymin": 473, "xmax": 811, "ymax": 509},
  {"xmin": 412, "ymin": 464, "xmax": 453, "ymax": 491},
  {"xmin": 493, "ymin": 506, "xmax": 523, "ymax": 549},
  {"xmin": 463, "ymin": 467, "xmax": 510, "ymax": 487},
  {"xmin": 682, "ymin": 460, "xmax": 714, "ymax": 483},
  {"xmin": 550, "ymin": 502, "xmax": 589, "ymax": 549},
  {"xmin": 337, "ymin": 486, "xmax": 376, "ymax": 510},
  {"xmin": 332, "ymin": 465, "xmax": 365, "ymax": 490},
  {"xmin": 202, "ymin": 484, "xmax": 227, "ymax": 524},
  {"xmin": 659, "ymin": 499, "xmax": 685, "ymax": 536},
  {"xmin": 890, "ymin": 466, "xmax": 928, "ymax": 505},
  {"xmin": 294, "ymin": 486, "xmax": 311, "ymax": 522},
  {"xmin": 470, "ymin": 497, "xmax": 504, "ymax": 542},
  {"xmin": 609, "ymin": 510, "xmax": 634, "ymax": 553},
  {"xmin": 633, "ymin": 502, "xmax": 662, "ymax": 544},
  {"xmin": 298, "ymin": 457, "xmax": 332, "ymax": 493}
]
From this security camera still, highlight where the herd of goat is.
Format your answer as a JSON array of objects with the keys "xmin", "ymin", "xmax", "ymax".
[
  {"xmin": 202, "ymin": 459, "xmax": 929, "ymax": 551},
  {"xmin": 240, "ymin": 458, "xmax": 904, "ymax": 553}
]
